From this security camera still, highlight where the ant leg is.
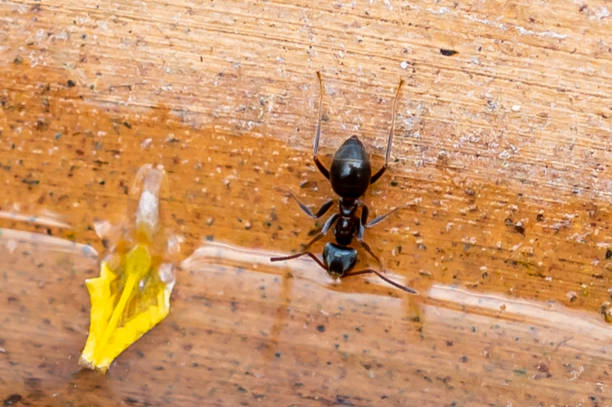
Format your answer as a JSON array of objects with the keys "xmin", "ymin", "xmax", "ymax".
[
  {"xmin": 357, "ymin": 209, "xmax": 381, "ymax": 265},
  {"xmin": 343, "ymin": 269, "xmax": 417, "ymax": 294},
  {"xmin": 358, "ymin": 205, "xmax": 368, "ymax": 240},
  {"xmin": 365, "ymin": 205, "xmax": 401, "ymax": 228},
  {"xmin": 270, "ymin": 213, "xmax": 338, "ymax": 261},
  {"xmin": 300, "ymin": 212, "xmax": 338, "ymax": 251},
  {"xmin": 370, "ymin": 78, "xmax": 405, "ymax": 185},
  {"xmin": 355, "ymin": 212, "xmax": 384, "ymax": 267},
  {"xmin": 281, "ymin": 189, "xmax": 333, "ymax": 219},
  {"xmin": 313, "ymin": 199, "xmax": 334, "ymax": 219},
  {"xmin": 355, "ymin": 212, "xmax": 387, "ymax": 275},
  {"xmin": 270, "ymin": 251, "xmax": 327, "ymax": 270},
  {"xmin": 313, "ymin": 71, "xmax": 330, "ymax": 179},
  {"xmin": 359, "ymin": 204, "xmax": 401, "ymax": 236},
  {"xmin": 352, "ymin": 207, "xmax": 416, "ymax": 294},
  {"xmin": 357, "ymin": 239, "xmax": 383, "ymax": 269}
]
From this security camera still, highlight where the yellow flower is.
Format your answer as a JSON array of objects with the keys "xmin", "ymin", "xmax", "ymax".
[{"xmin": 80, "ymin": 165, "xmax": 175, "ymax": 373}]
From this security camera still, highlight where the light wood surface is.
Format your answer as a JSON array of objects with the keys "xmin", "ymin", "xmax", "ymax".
[{"xmin": 1, "ymin": 0, "xmax": 611, "ymax": 405}]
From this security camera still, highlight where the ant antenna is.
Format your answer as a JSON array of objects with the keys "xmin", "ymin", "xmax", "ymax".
[
  {"xmin": 386, "ymin": 78, "xmax": 404, "ymax": 165},
  {"xmin": 344, "ymin": 269, "xmax": 417, "ymax": 294}
]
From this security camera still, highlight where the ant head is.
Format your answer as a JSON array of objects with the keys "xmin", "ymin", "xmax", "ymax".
[{"xmin": 323, "ymin": 243, "xmax": 357, "ymax": 278}]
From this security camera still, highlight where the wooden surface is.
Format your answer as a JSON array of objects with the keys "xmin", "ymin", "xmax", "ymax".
[{"xmin": 1, "ymin": 0, "xmax": 611, "ymax": 405}]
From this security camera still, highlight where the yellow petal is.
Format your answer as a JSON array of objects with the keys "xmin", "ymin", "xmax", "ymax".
[{"xmin": 80, "ymin": 244, "xmax": 173, "ymax": 373}]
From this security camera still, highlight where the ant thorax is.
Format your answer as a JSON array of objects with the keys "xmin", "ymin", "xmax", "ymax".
[
  {"xmin": 334, "ymin": 198, "xmax": 359, "ymax": 245},
  {"xmin": 334, "ymin": 216, "xmax": 355, "ymax": 246}
]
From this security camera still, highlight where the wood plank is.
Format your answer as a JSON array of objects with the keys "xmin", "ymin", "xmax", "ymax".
[{"xmin": 0, "ymin": 0, "xmax": 610, "ymax": 405}]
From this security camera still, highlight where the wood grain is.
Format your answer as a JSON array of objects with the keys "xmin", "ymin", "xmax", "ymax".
[{"xmin": 0, "ymin": 0, "xmax": 611, "ymax": 405}]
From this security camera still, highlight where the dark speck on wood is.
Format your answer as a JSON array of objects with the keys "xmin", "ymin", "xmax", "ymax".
[
  {"xmin": 440, "ymin": 48, "xmax": 458, "ymax": 56},
  {"xmin": 3, "ymin": 394, "xmax": 22, "ymax": 406},
  {"xmin": 21, "ymin": 178, "xmax": 40, "ymax": 185}
]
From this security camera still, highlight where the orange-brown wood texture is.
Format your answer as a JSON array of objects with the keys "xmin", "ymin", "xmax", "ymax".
[{"xmin": 1, "ymin": 0, "xmax": 611, "ymax": 406}]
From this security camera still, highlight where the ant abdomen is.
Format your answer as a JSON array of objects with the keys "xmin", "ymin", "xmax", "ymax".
[{"xmin": 330, "ymin": 136, "xmax": 371, "ymax": 198}]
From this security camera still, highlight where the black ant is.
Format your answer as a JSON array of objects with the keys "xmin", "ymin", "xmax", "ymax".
[{"xmin": 271, "ymin": 72, "xmax": 416, "ymax": 294}]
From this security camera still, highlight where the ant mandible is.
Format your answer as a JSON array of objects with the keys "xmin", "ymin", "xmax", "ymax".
[{"xmin": 271, "ymin": 72, "xmax": 416, "ymax": 294}]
